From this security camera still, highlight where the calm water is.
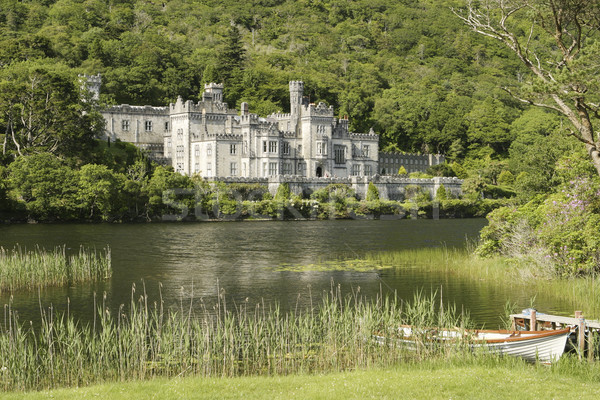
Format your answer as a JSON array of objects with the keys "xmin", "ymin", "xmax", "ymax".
[{"xmin": 0, "ymin": 219, "xmax": 577, "ymax": 328}]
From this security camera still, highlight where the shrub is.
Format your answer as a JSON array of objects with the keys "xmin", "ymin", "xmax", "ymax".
[
  {"xmin": 366, "ymin": 182, "xmax": 379, "ymax": 201},
  {"xmin": 435, "ymin": 184, "xmax": 447, "ymax": 201},
  {"xmin": 274, "ymin": 183, "xmax": 291, "ymax": 200}
]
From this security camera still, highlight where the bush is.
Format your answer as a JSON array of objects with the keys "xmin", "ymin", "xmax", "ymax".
[
  {"xmin": 435, "ymin": 184, "xmax": 447, "ymax": 201},
  {"xmin": 366, "ymin": 182, "xmax": 379, "ymax": 201},
  {"xmin": 477, "ymin": 176, "xmax": 600, "ymax": 276},
  {"xmin": 274, "ymin": 183, "xmax": 291, "ymax": 200}
]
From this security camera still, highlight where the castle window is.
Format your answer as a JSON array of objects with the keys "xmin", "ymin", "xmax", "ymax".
[
  {"xmin": 282, "ymin": 162, "xmax": 292, "ymax": 175},
  {"xmin": 194, "ymin": 145, "xmax": 200, "ymax": 157},
  {"xmin": 122, "ymin": 120, "xmax": 130, "ymax": 131},
  {"xmin": 176, "ymin": 163, "xmax": 183, "ymax": 172},
  {"xmin": 362, "ymin": 145, "xmax": 370, "ymax": 157},
  {"xmin": 207, "ymin": 144, "xmax": 212, "ymax": 155},
  {"xmin": 207, "ymin": 162, "xmax": 212, "ymax": 176},
  {"xmin": 243, "ymin": 141, "xmax": 248, "ymax": 155},
  {"xmin": 269, "ymin": 162, "xmax": 278, "ymax": 176},
  {"xmin": 167, "ymin": 138, "xmax": 172, "ymax": 148},
  {"xmin": 364, "ymin": 165, "xmax": 372, "ymax": 176},
  {"xmin": 282, "ymin": 142, "xmax": 290, "ymax": 155},
  {"xmin": 194, "ymin": 162, "xmax": 200, "ymax": 173},
  {"xmin": 230, "ymin": 144, "xmax": 237, "ymax": 155},
  {"xmin": 262, "ymin": 162, "xmax": 268, "ymax": 177},
  {"xmin": 176, "ymin": 145, "xmax": 185, "ymax": 160},
  {"xmin": 177, "ymin": 128, "xmax": 183, "ymax": 137},
  {"xmin": 317, "ymin": 142, "xmax": 326, "ymax": 156},
  {"xmin": 230, "ymin": 162, "xmax": 238, "ymax": 176},
  {"xmin": 242, "ymin": 162, "xmax": 247, "ymax": 176},
  {"xmin": 263, "ymin": 141, "xmax": 268, "ymax": 153},
  {"xmin": 334, "ymin": 145, "xmax": 346, "ymax": 164},
  {"xmin": 298, "ymin": 162, "xmax": 306, "ymax": 176},
  {"xmin": 145, "ymin": 121, "xmax": 153, "ymax": 132},
  {"xmin": 269, "ymin": 141, "xmax": 277, "ymax": 154},
  {"xmin": 351, "ymin": 165, "xmax": 361, "ymax": 176},
  {"xmin": 298, "ymin": 145, "xmax": 302, "ymax": 154},
  {"xmin": 165, "ymin": 121, "xmax": 170, "ymax": 132}
]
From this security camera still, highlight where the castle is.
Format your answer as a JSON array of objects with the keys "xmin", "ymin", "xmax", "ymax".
[{"xmin": 97, "ymin": 78, "xmax": 443, "ymax": 178}]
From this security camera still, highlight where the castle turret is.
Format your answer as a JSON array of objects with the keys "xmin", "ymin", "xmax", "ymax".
[
  {"xmin": 203, "ymin": 83, "xmax": 224, "ymax": 103},
  {"xmin": 81, "ymin": 73, "xmax": 101, "ymax": 101},
  {"xmin": 289, "ymin": 81, "xmax": 304, "ymax": 134}
]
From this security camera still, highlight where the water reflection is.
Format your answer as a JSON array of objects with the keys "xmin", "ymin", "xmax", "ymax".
[{"xmin": 0, "ymin": 219, "xmax": 575, "ymax": 328}]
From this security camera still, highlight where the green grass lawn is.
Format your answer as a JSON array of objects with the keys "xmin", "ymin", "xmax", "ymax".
[{"xmin": 6, "ymin": 359, "xmax": 600, "ymax": 400}]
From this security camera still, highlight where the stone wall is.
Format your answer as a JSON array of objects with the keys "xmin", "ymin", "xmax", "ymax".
[{"xmin": 204, "ymin": 176, "xmax": 462, "ymax": 200}]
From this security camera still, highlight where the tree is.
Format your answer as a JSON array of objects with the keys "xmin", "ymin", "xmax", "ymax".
[
  {"xmin": 0, "ymin": 61, "xmax": 103, "ymax": 160},
  {"xmin": 366, "ymin": 182, "xmax": 379, "ymax": 201},
  {"xmin": 77, "ymin": 164, "xmax": 127, "ymax": 221},
  {"xmin": 217, "ymin": 24, "xmax": 246, "ymax": 103},
  {"xmin": 7, "ymin": 153, "xmax": 79, "ymax": 220},
  {"xmin": 453, "ymin": 0, "xmax": 600, "ymax": 176}
]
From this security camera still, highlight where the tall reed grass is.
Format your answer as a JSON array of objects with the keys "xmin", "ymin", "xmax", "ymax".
[
  {"xmin": 363, "ymin": 248, "xmax": 600, "ymax": 320},
  {"xmin": 0, "ymin": 245, "xmax": 111, "ymax": 292},
  {"xmin": 0, "ymin": 284, "xmax": 470, "ymax": 392}
]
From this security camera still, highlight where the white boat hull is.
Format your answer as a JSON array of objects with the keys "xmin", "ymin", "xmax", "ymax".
[{"xmin": 374, "ymin": 327, "xmax": 571, "ymax": 363}]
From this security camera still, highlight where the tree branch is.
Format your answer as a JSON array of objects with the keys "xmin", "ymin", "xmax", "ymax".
[{"xmin": 501, "ymin": 87, "xmax": 563, "ymax": 114}]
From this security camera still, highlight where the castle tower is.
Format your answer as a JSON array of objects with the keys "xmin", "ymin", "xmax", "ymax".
[
  {"xmin": 289, "ymin": 81, "xmax": 304, "ymax": 134},
  {"xmin": 204, "ymin": 83, "xmax": 224, "ymax": 103},
  {"xmin": 289, "ymin": 81, "xmax": 304, "ymax": 116},
  {"xmin": 81, "ymin": 74, "xmax": 101, "ymax": 101}
]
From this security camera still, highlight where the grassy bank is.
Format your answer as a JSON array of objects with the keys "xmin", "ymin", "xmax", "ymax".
[
  {"xmin": 6, "ymin": 358, "xmax": 600, "ymax": 399},
  {"xmin": 0, "ymin": 246, "xmax": 111, "ymax": 292}
]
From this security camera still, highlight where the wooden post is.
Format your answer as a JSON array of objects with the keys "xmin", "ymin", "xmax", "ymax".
[
  {"xmin": 588, "ymin": 330, "xmax": 595, "ymax": 362},
  {"xmin": 530, "ymin": 310, "xmax": 537, "ymax": 331},
  {"xmin": 576, "ymin": 311, "xmax": 585, "ymax": 359}
]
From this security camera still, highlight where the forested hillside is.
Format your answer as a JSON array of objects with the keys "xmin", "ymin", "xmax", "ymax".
[{"xmin": 1, "ymin": 0, "xmax": 538, "ymax": 157}]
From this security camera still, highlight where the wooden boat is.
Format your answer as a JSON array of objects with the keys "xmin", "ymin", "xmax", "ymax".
[{"xmin": 374, "ymin": 326, "xmax": 571, "ymax": 363}]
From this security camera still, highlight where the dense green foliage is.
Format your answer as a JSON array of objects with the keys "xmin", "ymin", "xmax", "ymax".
[
  {"xmin": 0, "ymin": 0, "xmax": 533, "ymax": 157},
  {"xmin": 478, "ymin": 151, "xmax": 600, "ymax": 276}
]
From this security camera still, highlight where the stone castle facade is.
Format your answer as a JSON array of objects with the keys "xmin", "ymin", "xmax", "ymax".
[
  {"xmin": 94, "ymin": 76, "xmax": 460, "ymax": 199},
  {"xmin": 102, "ymin": 80, "xmax": 382, "ymax": 179}
]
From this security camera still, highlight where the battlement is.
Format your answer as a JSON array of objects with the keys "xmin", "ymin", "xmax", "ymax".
[
  {"xmin": 268, "ymin": 112, "xmax": 292, "ymax": 120},
  {"xmin": 205, "ymin": 133, "xmax": 243, "ymax": 140},
  {"xmin": 240, "ymin": 113, "xmax": 261, "ymax": 123},
  {"xmin": 83, "ymin": 73, "xmax": 102, "ymax": 84},
  {"xmin": 303, "ymin": 102, "xmax": 334, "ymax": 117},
  {"xmin": 105, "ymin": 104, "xmax": 168, "ymax": 115},
  {"xmin": 349, "ymin": 132, "xmax": 378, "ymax": 140},
  {"xmin": 289, "ymin": 81, "xmax": 304, "ymax": 92}
]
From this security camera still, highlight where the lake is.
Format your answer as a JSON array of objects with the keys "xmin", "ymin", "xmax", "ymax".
[{"xmin": 0, "ymin": 219, "xmax": 577, "ymax": 328}]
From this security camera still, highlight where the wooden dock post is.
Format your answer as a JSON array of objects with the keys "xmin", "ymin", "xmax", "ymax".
[
  {"xmin": 530, "ymin": 310, "xmax": 537, "ymax": 331},
  {"xmin": 588, "ymin": 330, "xmax": 595, "ymax": 362},
  {"xmin": 576, "ymin": 310, "xmax": 585, "ymax": 359}
]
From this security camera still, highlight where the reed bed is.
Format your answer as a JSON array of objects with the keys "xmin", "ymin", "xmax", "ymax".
[
  {"xmin": 0, "ymin": 284, "xmax": 471, "ymax": 392},
  {"xmin": 363, "ymin": 248, "xmax": 600, "ymax": 320},
  {"xmin": 0, "ymin": 246, "xmax": 112, "ymax": 292}
]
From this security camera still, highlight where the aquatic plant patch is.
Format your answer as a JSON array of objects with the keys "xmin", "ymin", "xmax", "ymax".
[{"xmin": 0, "ymin": 245, "xmax": 111, "ymax": 291}]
